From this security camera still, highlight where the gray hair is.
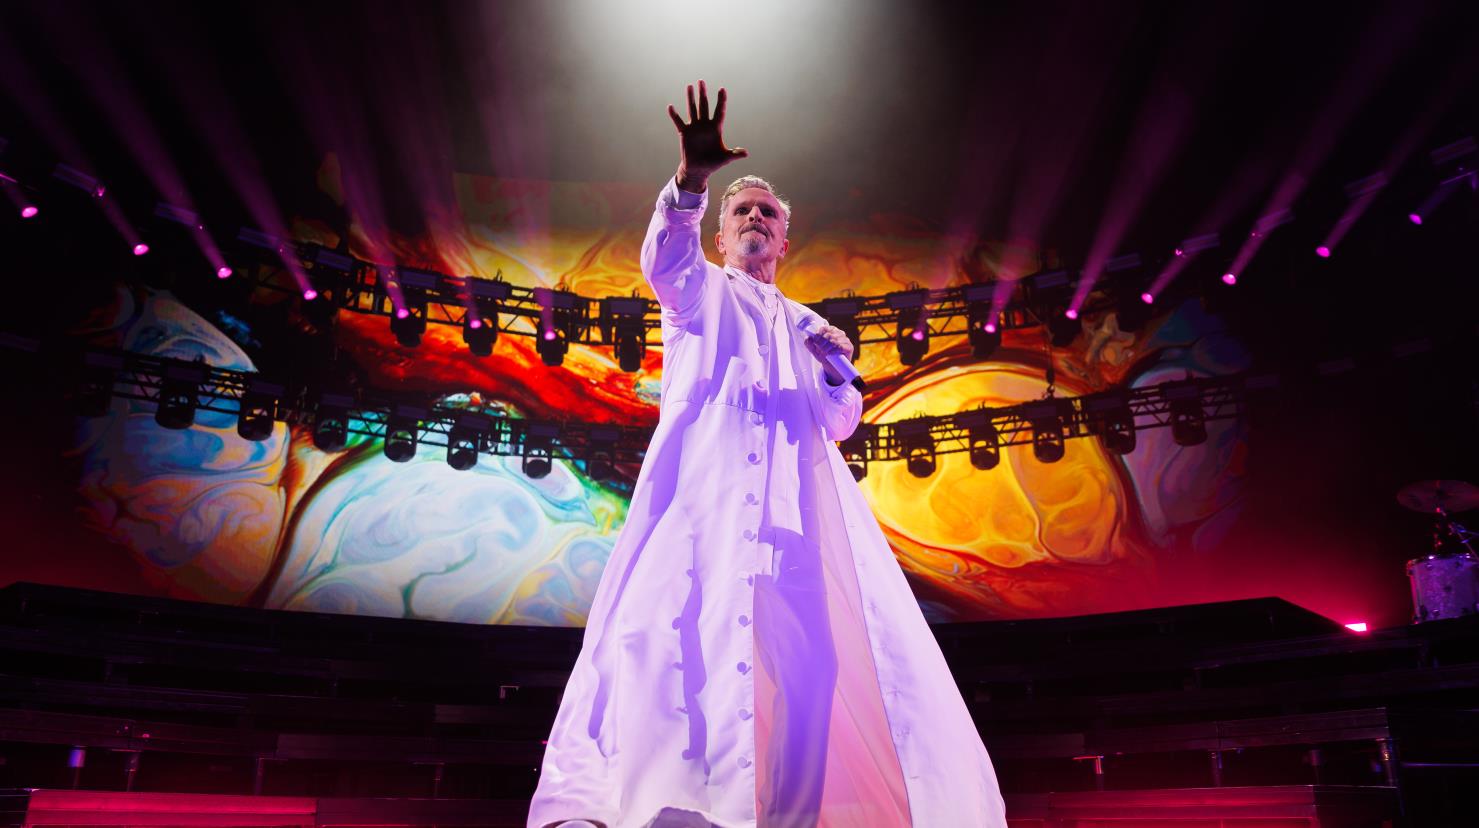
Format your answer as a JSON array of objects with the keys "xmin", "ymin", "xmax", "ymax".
[{"xmin": 717, "ymin": 175, "xmax": 792, "ymax": 234}]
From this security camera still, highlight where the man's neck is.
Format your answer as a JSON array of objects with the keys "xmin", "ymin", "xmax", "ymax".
[{"xmin": 725, "ymin": 258, "xmax": 778, "ymax": 284}]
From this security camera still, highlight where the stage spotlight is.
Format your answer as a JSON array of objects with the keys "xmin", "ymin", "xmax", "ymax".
[
  {"xmin": 1221, "ymin": 273, "xmax": 1238, "ymax": 286},
  {"xmin": 957, "ymin": 409, "xmax": 1000, "ymax": 470},
  {"xmin": 20, "ymin": 205, "xmax": 37, "ymax": 219},
  {"xmin": 894, "ymin": 418, "xmax": 936, "ymax": 479},
  {"xmin": 1163, "ymin": 382, "xmax": 1207, "ymax": 446},
  {"xmin": 312, "ymin": 392, "xmax": 354, "ymax": 453},
  {"xmin": 1024, "ymin": 400, "xmax": 1066, "ymax": 463},
  {"xmin": 133, "ymin": 243, "xmax": 150, "ymax": 257},
  {"xmin": 585, "ymin": 425, "xmax": 620, "ymax": 481},
  {"xmin": 895, "ymin": 316, "xmax": 929, "ymax": 366},
  {"xmin": 605, "ymin": 295, "xmax": 649, "ymax": 373},
  {"xmin": 463, "ymin": 315, "xmax": 498, "ymax": 357},
  {"xmin": 537, "ymin": 323, "xmax": 570, "ymax": 367},
  {"xmin": 521, "ymin": 422, "xmax": 560, "ymax": 479},
  {"xmin": 390, "ymin": 300, "xmax": 428, "ymax": 347},
  {"xmin": 1047, "ymin": 312, "xmax": 1080, "ymax": 348},
  {"xmin": 384, "ymin": 404, "xmax": 426, "ymax": 463},
  {"xmin": 965, "ymin": 301, "xmax": 1001, "ymax": 360},
  {"xmin": 886, "ymin": 287, "xmax": 929, "ymax": 366},
  {"xmin": 535, "ymin": 287, "xmax": 583, "ymax": 368},
  {"xmin": 839, "ymin": 424, "xmax": 873, "ymax": 482},
  {"xmin": 155, "ymin": 362, "xmax": 206, "ymax": 431},
  {"xmin": 1086, "ymin": 391, "xmax": 1136, "ymax": 455},
  {"xmin": 447, "ymin": 413, "xmax": 493, "ymax": 471},
  {"xmin": 237, "ymin": 379, "xmax": 283, "ymax": 442}
]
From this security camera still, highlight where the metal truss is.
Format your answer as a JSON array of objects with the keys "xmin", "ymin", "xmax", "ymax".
[
  {"xmin": 21, "ymin": 337, "xmax": 1249, "ymax": 476},
  {"xmin": 228, "ymin": 240, "xmax": 1120, "ymax": 351}
]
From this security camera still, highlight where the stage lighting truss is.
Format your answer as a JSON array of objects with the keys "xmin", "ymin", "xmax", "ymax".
[
  {"xmin": 215, "ymin": 241, "xmax": 1211, "ymax": 367},
  {"xmin": 37, "ymin": 344, "xmax": 1256, "ymax": 479}
]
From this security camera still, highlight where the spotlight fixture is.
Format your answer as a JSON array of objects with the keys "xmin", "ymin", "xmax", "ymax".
[
  {"xmin": 384, "ymin": 404, "xmax": 427, "ymax": 463},
  {"xmin": 605, "ymin": 295, "xmax": 649, "ymax": 373},
  {"xmin": 585, "ymin": 425, "xmax": 621, "ymax": 481},
  {"xmin": 1085, "ymin": 391, "xmax": 1136, "ymax": 455},
  {"xmin": 521, "ymin": 422, "xmax": 560, "ymax": 479},
  {"xmin": 155, "ymin": 362, "xmax": 207, "ymax": 431},
  {"xmin": 463, "ymin": 316, "xmax": 497, "ymax": 357},
  {"xmin": 389, "ymin": 269, "xmax": 436, "ymax": 348},
  {"xmin": 1163, "ymin": 381, "xmax": 1207, "ymax": 446},
  {"xmin": 886, "ymin": 287, "xmax": 929, "ymax": 366},
  {"xmin": 894, "ymin": 418, "xmax": 936, "ymax": 479},
  {"xmin": 237, "ymin": 378, "xmax": 284, "ymax": 442},
  {"xmin": 839, "ymin": 424, "xmax": 874, "ymax": 482},
  {"xmin": 312, "ymin": 392, "xmax": 354, "ymax": 453},
  {"xmin": 963, "ymin": 284, "xmax": 1001, "ymax": 360},
  {"xmin": 535, "ymin": 287, "xmax": 583, "ymax": 368},
  {"xmin": 1023, "ymin": 400, "xmax": 1067, "ymax": 463},
  {"xmin": 896, "ymin": 316, "xmax": 929, "ymax": 366},
  {"xmin": 466, "ymin": 275, "xmax": 511, "ymax": 356},
  {"xmin": 956, "ymin": 408, "xmax": 1000, "ymax": 470},
  {"xmin": 447, "ymin": 413, "xmax": 494, "ymax": 471}
]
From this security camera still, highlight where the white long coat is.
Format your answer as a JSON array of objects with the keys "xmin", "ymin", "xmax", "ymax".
[{"xmin": 527, "ymin": 179, "xmax": 1006, "ymax": 828}]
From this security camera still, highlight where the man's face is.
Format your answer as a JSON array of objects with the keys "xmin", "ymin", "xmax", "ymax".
[{"xmin": 716, "ymin": 187, "xmax": 789, "ymax": 265}]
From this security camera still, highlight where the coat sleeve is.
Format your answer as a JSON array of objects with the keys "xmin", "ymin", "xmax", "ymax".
[
  {"xmin": 795, "ymin": 305, "xmax": 864, "ymax": 442},
  {"xmin": 640, "ymin": 177, "xmax": 712, "ymax": 328}
]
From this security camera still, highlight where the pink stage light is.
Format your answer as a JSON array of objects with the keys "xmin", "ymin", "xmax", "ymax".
[
  {"xmin": 1344, "ymin": 621, "xmax": 1369, "ymax": 633},
  {"xmin": 1408, "ymin": 213, "xmax": 1423, "ymax": 225},
  {"xmin": 910, "ymin": 328, "xmax": 926, "ymax": 341},
  {"xmin": 302, "ymin": 289, "xmax": 318, "ymax": 301},
  {"xmin": 94, "ymin": 185, "xmax": 106, "ymax": 198},
  {"xmin": 543, "ymin": 329, "xmax": 557, "ymax": 341},
  {"xmin": 395, "ymin": 308, "xmax": 410, "ymax": 319},
  {"xmin": 132, "ymin": 243, "xmax": 149, "ymax": 256},
  {"xmin": 216, "ymin": 266, "xmax": 232, "ymax": 279},
  {"xmin": 20, "ymin": 205, "xmax": 38, "ymax": 218},
  {"xmin": 1140, "ymin": 292, "xmax": 1154, "ymax": 305},
  {"xmin": 1222, "ymin": 273, "xmax": 1238, "ymax": 285},
  {"xmin": 470, "ymin": 318, "xmax": 483, "ymax": 329},
  {"xmin": 1315, "ymin": 245, "xmax": 1331, "ymax": 258},
  {"xmin": 1173, "ymin": 248, "xmax": 1185, "ymax": 257},
  {"xmin": 983, "ymin": 322, "xmax": 997, "ymax": 334},
  {"xmin": 1064, "ymin": 309, "xmax": 1079, "ymax": 320}
]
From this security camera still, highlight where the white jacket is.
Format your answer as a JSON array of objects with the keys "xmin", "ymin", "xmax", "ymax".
[{"xmin": 527, "ymin": 179, "xmax": 1006, "ymax": 828}]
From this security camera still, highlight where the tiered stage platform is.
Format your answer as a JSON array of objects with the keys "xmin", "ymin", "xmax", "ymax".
[{"xmin": 1, "ymin": 582, "xmax": 1475, "ymax": 826}]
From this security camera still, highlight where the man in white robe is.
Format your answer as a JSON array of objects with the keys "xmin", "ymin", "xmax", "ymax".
[{"xmin": 528, "ymin": 81, "xmax": 1006, "ymax": 828}]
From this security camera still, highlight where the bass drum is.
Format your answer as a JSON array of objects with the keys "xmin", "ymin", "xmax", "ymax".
[{"xmin": 1407, "ymin": 551, "xmax": 1479, "ymax": 623}]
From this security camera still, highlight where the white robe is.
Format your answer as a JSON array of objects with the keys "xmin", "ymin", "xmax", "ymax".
[{"xmin": 527, "ymin": 179, "xmax": 1006, "ymax": 828}]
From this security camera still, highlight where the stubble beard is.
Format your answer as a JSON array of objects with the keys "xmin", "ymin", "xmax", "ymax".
[{"xmin": 739, "ymin": 233, "xmax": 767, "ymax": 257}]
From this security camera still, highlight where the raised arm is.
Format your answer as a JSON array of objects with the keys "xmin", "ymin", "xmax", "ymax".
[{"xmin": 640, "ymin": 81, "xmax": 749, "ymax": 326}]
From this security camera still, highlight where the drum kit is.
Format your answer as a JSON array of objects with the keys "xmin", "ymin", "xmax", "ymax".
[{"xmin": 1399, "ymin": 480, "xmax": 1479, "ymax": 623}]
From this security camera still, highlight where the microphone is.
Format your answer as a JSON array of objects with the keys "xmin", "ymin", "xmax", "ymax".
[{"xmin": 798, "ymin": 315, "xmax": 866, "ymax": 392}]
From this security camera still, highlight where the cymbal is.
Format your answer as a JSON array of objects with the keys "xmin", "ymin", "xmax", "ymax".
[{"xmin": 1397, "ymin": 480, "xmax": 1479, "ymax": 514}]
